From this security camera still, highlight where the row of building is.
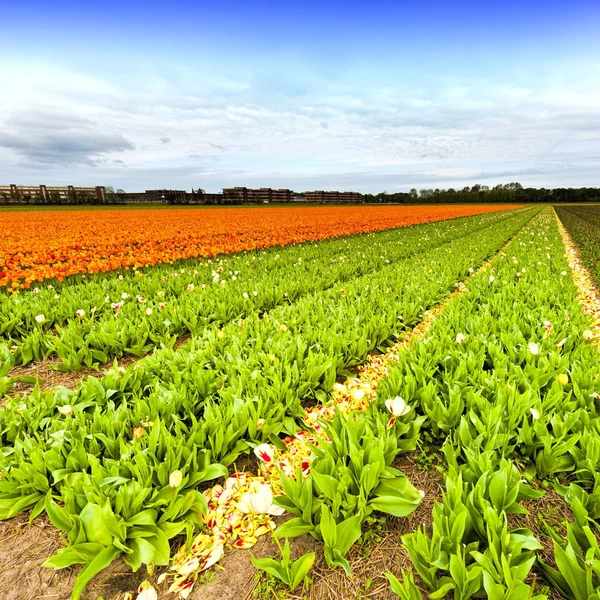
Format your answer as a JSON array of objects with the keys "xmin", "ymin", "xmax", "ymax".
[
  {"xmin": 0, "ymin": 184, "xmax": 108, "ymax": 203},
  {"xmin": 221, "ymin": 188, "xmax": 361, "ymax": 204},
  {"xmin": 304, "ymin": 190, "xmax": 362, "ymax": 203},
  {"xmin": 0, "ymin": 184, "xmax": 363, "ymax": 205},
  {"xmin": 222, "ymin": 187, "xmax": 293, "ymax": 203}
]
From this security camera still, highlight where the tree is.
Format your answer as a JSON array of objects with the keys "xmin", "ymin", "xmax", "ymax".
[{"xmin": 105, "ymin": 186, "xmax": 115, "ymax": 194}]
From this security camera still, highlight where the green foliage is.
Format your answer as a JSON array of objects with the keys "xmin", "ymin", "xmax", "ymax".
[
  {"xmin": 0, "ymin": 207, "xmax": 541, "ymax": 597},
  {"xmin": 251, "ymin": 571, "xmax": 290, "ymax": 600},
  {"xmin": 251, "ymin": 537, "xmax": 315, "ymax": 592},
  {"xmin": 556, "ymin": 205, "xmax": 600, "ymax": 287},
  {"xmin": 386, "ymin": 568, "xmax": 424, "ymax": 599},
  {"xmin": 0, "ymin": 209, "xmax": 525, "ymax": 373},
  {"xmin": 275, "ymin": 411, "xmax": 424, "ymax": 574},
  {"xmin": 378, "ymin": 208, "xmax": 600, "ymax": 600},
  {"xmin": 402, "ymin": 463, "xmax": 543, "ymax": 599},
  {"xmin": 538, "ymin": 480, "xmax": 600, "ymax": 600}
]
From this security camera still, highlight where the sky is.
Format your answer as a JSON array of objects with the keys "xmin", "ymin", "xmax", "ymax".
[{"xmin": 1, "ymin": 0, "xmax": 599, "ymax": 193}]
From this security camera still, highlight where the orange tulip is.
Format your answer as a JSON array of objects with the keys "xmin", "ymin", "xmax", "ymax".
[{"xmin": 0, "ymin": 205, "xmax": 519, "ymax": 289}]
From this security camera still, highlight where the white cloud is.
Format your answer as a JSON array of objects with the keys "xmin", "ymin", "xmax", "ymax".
[{"xmin": 1, "ymin": 61, "xmax": 599, "ymax": 191}]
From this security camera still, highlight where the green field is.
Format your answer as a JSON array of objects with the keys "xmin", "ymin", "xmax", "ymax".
[{"xmin": 1, "ymin": 206, "xmax": 600, "ymax": 600}]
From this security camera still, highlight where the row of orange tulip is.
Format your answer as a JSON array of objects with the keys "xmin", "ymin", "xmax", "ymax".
[{"xmin": 0, "ymin": 204, "xmax": 518, "ymax": 289}]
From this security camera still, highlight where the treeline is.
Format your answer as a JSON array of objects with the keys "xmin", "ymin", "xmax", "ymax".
[{"xmin": 362, "ymin": 183, "xmax": 600, "ymax": 204}]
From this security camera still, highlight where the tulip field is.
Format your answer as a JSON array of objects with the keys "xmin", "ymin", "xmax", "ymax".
[
  {"xmin": 0, "ymin": 204, "xmax": 513, "ymax": 291},
  {"xmin": 1, "ymin": 204, "xmax": 600, "ymax": 600}
]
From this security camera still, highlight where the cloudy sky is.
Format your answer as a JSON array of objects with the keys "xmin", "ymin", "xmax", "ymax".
[{"xmin": 1, "ymin": 0, "xmax": 599, "ymax": 193}]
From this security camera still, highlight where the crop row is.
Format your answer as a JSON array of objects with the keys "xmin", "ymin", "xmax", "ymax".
[
  {"xmin": 555, "ymin": 205, "xmax": 600, "ymax": 285},
  {"xmin": 0, "ymin": 208, "xmax": 537, "ymax": 597},
  {"xmin": 0, "ymin": 204, "xmax": 517, "ymax": 290},
  {"xmin": 370, "ymin": 207, "xmax": 600, "ymax": 598},
  {"xmin": 0, "ymin": 208, "xmax": 528, "ymax": 380}
]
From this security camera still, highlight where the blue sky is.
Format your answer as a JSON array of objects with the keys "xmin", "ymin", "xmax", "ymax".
[{"xmin": 1, "ymin": 0, "xmax": 599, "ymax": 192}]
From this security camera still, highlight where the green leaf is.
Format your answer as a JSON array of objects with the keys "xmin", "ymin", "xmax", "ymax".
[
  {"xmin": 14, "ymin": 375, "xmax": 42, "ymax": 385},
  {"xmin": 158, "ymin": 520, "xmax": 186, "ymax": 539},
  {"xmin": 275, "ymin": 518, "xmax": 315, "ymax": 539},
  {"xmin": 290, "ymin": 552, "xmax": 316, "ymax": 591},
  {"xmin": 336, "ymin": 514, "xmax": 362, "ymax": 556},
  {"xmin": 0, "ymin": 494, "xmax": 41, "ymax": 520},
  {"xmin": 123, "ymin": 537, "xmax": 158, "ymax": 571},
  {"xmin": 428, "ymin": 582, "xmax": 455, "ymax": 600},
  {"xmin": 47, "ymin": 495, "xmax": 68, "ymax": 523},
  {"xmin": 488, "ymin": 470, "xmax": 508, "ymax": 509},
  {"xmin": 43, "ymin": 543, "xmax": 105, "ymax": 569},
  {"xmin": 251, "ymin": 556, "xmax": 290, "ymax": 585},
  {"xmin": 319, "ymin": 505, "xmax": 337, "ymax": 548},
  {"xmin": 79, "ymin": 503, "xmax": 113, "ymax": 546},
  {"xmin": 274, "ymin": 495, "xmax": 302, "ymax": 515},
  {"xmin": 369, "ymin": 492, "xmax": 421, "ymax": 517},
  {"xmin": 149, "ymin": 529, "xmax": 171, "ymax": 566},
  {"xmin": 29, "ymin": 495, "xmax": 47, "ymax": 522},
  {"xmin": 386, "ymin": 571, "xmax": 403, "ymax": 596},
  {"xmin": 71, "ymin": 545, "xmax": 120, "ymax": 600},
  {"xmin": 125, "ymin": 509, "xmax": 158, "ymax": 527},
  {"xmin": 312, "ymin": 471, "xmax": 339, "ymax": 501},
  {"xmin": 553, "ymin": 541, "xmax": 589, "ymax": 600},
  {"xmin": 323, "ymin": 544, "xmax": 353, "ymax": 576}
]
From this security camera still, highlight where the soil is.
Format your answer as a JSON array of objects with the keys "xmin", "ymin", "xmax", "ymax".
[{"xmin": 0, "ymin": 513, "xmax": 149, "ymax": 600}]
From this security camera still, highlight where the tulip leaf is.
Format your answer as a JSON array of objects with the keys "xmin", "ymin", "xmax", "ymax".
[
  {"xmin": 79, "ymin": 503, "xmax": 114, "ymax": 547},
  {"xmin": 290, "ymin": 551, "xmax": 316, "ymax": 591},
  {"xmin": 45, "ymin": 495, "xmax": 75, "ymax": 534},
  {"xmin": 70, "ymin": 545, "xmax": 121, "ymax": 600},
  {"xmin": 275, "ymin": 518, "xmax": 315, "ymax": 539}
]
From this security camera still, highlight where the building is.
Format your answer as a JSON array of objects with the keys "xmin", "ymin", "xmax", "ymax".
[
  {"xmin": 222, "ymin": 187, "xmax": 293, "ymax": 204},
  {"xmin": 0, "ymin": 184, "xmax": 106, "ymax": 203},
  {"xmin": 270, "ymin": 188, "xmax": 293, "ymax": 202},
  {"xmin": 305, "ymin": 190, "xmax": 362, "ymax": 203},
  {"xmin": 222, "ymin": 187, "xmax": 248, "ymax": 204},
  {"xmin": 113, "ymin": 190, "xmax": 224, "ymax": 204},
  {"xmin": 0, "ymin": 184, "xmax": 361, "ymax": 205},
  {"xmin": 0, "ymin": 185, "xmax": 227, "ymax": 205}
]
